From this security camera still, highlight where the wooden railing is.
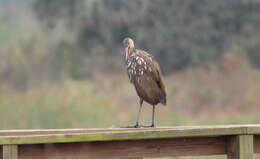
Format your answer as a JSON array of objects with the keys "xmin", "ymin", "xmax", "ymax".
[{"xmin": 1, "ymin": 125, "xmax": 260, "ymax": 159}]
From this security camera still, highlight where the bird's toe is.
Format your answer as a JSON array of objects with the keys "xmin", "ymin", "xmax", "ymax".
[
  {"xmin": 139, "ymin": 124, "xmax": 155, "ymax": 128},
  {"xmin": 121, "ymin": 123, "xmax": 141, "ymax": 128}
]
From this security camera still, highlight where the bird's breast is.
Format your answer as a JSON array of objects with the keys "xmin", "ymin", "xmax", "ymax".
[{"xmin": 126, "ymin": 55, "xmax": 154, "ymax": 86}]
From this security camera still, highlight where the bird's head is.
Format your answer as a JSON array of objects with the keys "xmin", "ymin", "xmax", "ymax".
[
  {"xmin": 123, "ymin": 37, "xmax": 135, "ymax": 61},
  {"xmin": 123, "ymin": 37, "xmax": 134, "ymax": 49}
]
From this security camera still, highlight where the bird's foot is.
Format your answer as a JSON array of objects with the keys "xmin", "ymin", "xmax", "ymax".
[
  {"xmin": 120, "ymin": 122, "xmax": 141, "ymax": 128},
  {"xmin": 121, "ymin": 123, "xmax": 156, "ymax": 128},
  {"xmin": 139, "ymin": 124, "xmax": 155, "ymax": 128}
]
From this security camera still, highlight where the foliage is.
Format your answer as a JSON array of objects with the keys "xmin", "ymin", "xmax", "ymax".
[
  {"xmin": 0, "ymin": 0, "xmax": 260, "ymax": 89},
  {"xmin": 33, "ymin": 0, "xmax": 260, "ymax": 74}
]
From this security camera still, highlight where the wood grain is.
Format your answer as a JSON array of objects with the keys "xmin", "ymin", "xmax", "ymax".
[
  {"xmin": 227, "ymin": 135, "xmax": 253, "ymax": 159},
  {"xmin": 1, "ymin": 125, "xmax": 260, "ymax": 159},
  {"xmin": 0, "ymin": 128, "xmax": 166, "ymax": 136},
  {"xmin": 0, "ymin": 125, "xmax": 250, "ymax": 145},
  {"xmin": 3, "ymin": 145, "xmax": 18, "ymax": 159},
  {"xmin": 1, "ymin": 125, "xmax": 255, "ymax": 136},
  {"xmin": 254, "ymin": 135, "xmax": 260, "ymax": 153},
  {"xmin": 0, "ymin": 145, "xmax": 2, "ymax": 159},
  {"xmin": 17, "ymin": 137, "xmax": 226, "ymax": 159}
]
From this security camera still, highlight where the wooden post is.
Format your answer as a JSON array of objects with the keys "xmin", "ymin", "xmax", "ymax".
[
  {"xmin": 227, "ymin": 135, "xmax": 253, "ymax": 159},
  {"xmin": 3, "ymin": 145, "xmax": 18, "ymax": 159}
]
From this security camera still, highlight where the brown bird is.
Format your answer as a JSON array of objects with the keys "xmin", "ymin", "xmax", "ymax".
[{"xmin": 123, "ymin": 37, "xmax": 167, "ymax": 128}]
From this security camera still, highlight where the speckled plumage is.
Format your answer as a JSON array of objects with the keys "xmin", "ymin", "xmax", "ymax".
[
  {"xmin": 125, "ymin": 49, "xmax": 166, "ymax": 105},
  {"xmin": 122, "ymin": 37, "xmax": 167, "ymax": 128}
]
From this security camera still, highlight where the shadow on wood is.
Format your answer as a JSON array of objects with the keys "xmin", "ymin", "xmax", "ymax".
[{"xmin": 18, "ymin": 137, "xmax": 225, "ymax": 159}]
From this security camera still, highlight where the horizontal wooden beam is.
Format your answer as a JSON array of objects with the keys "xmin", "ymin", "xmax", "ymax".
[
  {"xmin": 17, "ymin": 137, "xmax": 226, "ymax": 159},
  {"xmin": 0, "ymin": 128, "xmax": 157, "ymax": 136},
  {"xmin": 2, "ymin": 125, "xmax": 256, "ymax": 136},
  {"xmin": 1, "ymin": 125, "xmax": 258, "ymax": 145},
  {"xmin": 1, "ymin": 126, "xmax": 260, "ymax": 158}
]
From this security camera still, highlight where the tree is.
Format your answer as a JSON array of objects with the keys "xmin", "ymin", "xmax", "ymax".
[{"xmin": 33, "ymin": 0, "xmax": 260, "ymax": 74}]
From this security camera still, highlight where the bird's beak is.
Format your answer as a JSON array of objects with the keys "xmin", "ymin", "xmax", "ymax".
[{"xmin": 125, "ymin": 47, "xmax": 129, "ymax": 61}]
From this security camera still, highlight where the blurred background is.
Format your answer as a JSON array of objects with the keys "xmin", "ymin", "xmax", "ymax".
[{"xmin": 0, "ymin": 0, "xmax": 260, "ymax": 131}]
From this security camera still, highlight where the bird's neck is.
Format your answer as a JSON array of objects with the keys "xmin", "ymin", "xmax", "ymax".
[{"xmin": 125, "ymin": 47, "xmax": 134, "ymax": 62}]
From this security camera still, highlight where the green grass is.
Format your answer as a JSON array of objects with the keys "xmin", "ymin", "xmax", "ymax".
[
  {"xmin": 0, "ymin": 32, "xmax": 260, "ymax": 129},
  {"xmin": 1, "ymin": 61, "xmax": 260, "ymax": 130}
]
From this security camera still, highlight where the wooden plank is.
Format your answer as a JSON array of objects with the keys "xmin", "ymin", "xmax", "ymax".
[
  {"xmin": 227, "ymin": 135, "xmax": 253, "ymax": 159},
  {"xmin": 0, "ymin": 126, "xmax": 246, "ymax": 145},
  {"xmin": 2, "ymin": 145, "xmax": 18, "ymax": 159},
  {"xmin": 254, "ymin": 135, "xmax": 260, "ymax": 153},
  {"xmin": 244, "ymin": 125, "xmax": 260, "ymax": 135},
  {"xmin": 0, "ymin": 125, "xmax": 253, "ymax": 136},
  {"xmin": 0, "ymin": 128, "xmax": 167, "ymax": 136},
  {"xmin": 227, "ymin": 136, "xmax": 237, "ymax": 159},
  {"xmin": 16, "ymin": 137, "xmax": 226, "ymax": 159},
  {"xmin": 1, "ymin": 125, "xmax": 260, "ymax": 136},
  {"xmin": 0, "ymin": 145, "xmax": 2, "ymax": 159}
]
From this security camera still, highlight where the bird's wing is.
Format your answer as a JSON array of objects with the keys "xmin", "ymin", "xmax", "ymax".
[
  {"xmin": 151, "ymin": 60, "xmax": 166, "ymax": 92},
  {"xmin": 137, "ymin": 50, "xmax": 162, "ymax": 83},
  {"xmin": 137, "ymin": 50, "xmax": 167, "ymax": 102},
  {"xmin": 151, "ymin": 59, "xmax": 167, "ymax": 105}
]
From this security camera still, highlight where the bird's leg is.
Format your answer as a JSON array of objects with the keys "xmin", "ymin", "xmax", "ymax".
[
  {"xmin": 121, "ymin": 99, "xmax": 143, "ymax": 128},
  {"xmin": 141, "ymin": 105, "xmax": 156, "ymax": 128},
  {"xmin": 134, "ymin": 99, "xmax": 143, "ymax": 128},
  {"xmin": 151, "ymin": 105, "xmax": 155, "ymax": 127}
]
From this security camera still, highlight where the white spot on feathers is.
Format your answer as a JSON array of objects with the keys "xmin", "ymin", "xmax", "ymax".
[
  {"xmin": 129, "ymin": 69, "xmax": 132, "ymax": 75},
  {"xmin": 138, "ymin": 59, "xmax": 142, "ymax": 65},
  {"xmin": 137, "ymin": 78, "xmax": 141, "ymax": 83}
]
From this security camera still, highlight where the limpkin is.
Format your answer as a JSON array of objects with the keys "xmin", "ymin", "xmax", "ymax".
[{"xmin": 123, "ymin": 37, "xmax": 167, "ymax": 128}]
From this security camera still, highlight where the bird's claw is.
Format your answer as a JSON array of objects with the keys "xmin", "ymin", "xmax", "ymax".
[
  {"xmin": 139, "ymin": 124, "xmax": 155, "ymax": 128},
  {"xmin": 121, "ymin": 123, "xmax": 140, "ymax": 128},
  {"xmin": 121, "ymin": 123, "xmax": 155, "ymax": 128}
]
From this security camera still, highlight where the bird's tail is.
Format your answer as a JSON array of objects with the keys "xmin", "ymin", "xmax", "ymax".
[{"xmin": 160, "ymin": 98, "xmax": 167, "ymax": 106}]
